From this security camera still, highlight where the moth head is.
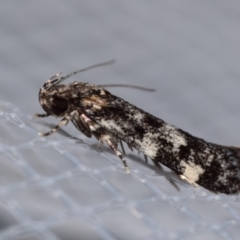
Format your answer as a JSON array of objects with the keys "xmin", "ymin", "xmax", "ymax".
[
  {"xmin": 38, "ymin": 60, "xmax": 115, "ymax": 117},
  {"xmin": 39, "ymin": 85, "xmax": 69, "ymax": 117}
]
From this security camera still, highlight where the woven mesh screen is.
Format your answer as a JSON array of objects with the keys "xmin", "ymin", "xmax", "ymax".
[
  {"xmin": 0, "ymin": 1, "xmax": 240, "ymax": 239},
  {"xmin": 1, "ymin": 100, "xmax": 240, "ymax": 240}
]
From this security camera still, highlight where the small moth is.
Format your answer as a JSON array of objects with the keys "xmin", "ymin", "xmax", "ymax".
[{"xmin": 36, "ymin": 60, "xmax": 240, "ymax": 194}]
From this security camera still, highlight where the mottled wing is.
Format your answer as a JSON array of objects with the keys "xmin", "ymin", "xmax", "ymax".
[
  {"xmin": 80, "ymin": 87, "xmax": 162, "ymax": 158},
  {"xmin": 80, "ymin": 87, "xmax": 240, "ymax": 194}
]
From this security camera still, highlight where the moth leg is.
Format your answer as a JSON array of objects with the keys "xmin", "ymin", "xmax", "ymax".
[
  {"xmin": 34, "ymin": 113, "xmax": 50, "ymax": 118},
  {"xmin": 80, "ymin": 114, "xmax": 129, "ymax": 173},
  {"xmin": 151, "ymin": 158, "xmax": 180, "ymax": 191},
  {"xmin": 151, "ymin": 158, "xmax": 161, "ymax": 168},
  {"xmin": 119, "ymin": 139, "xmax": 126, "ymax": 154},
  {"xmin": 127, "ymin": 143, "xmax": 134, "ymax": 152},
  {"xmin": 71, "ymin": 113, "xmax": 92, "ymax": 138},
  {"xmin": 38, "ymin": 110, "xmax": 77, "ymax": 136},
  {"xmin": 97, "ymin": 133, "xmax": 129, "ymax": 173},
  {"xmin": 144, "ymin": 154, "xmax": 148, "ymax": 163},
  {"xmin": 103, "ymin": 135, "xmax": 130, "ymax": 173}
]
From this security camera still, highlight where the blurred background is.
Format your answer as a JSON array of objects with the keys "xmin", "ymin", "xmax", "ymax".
[{"xmin": 0, "ymin": 1, "xmax": 240, "ymax": 239}]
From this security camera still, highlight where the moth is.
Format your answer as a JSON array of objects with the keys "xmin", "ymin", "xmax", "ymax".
[{"xmin": 36, "ymin": 60, "xmax": 240, "ymax": 194}]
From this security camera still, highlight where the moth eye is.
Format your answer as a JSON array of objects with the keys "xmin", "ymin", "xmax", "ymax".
[{"xmin": 52, "ymin": 97, "xmax": 68, "ymax": 114}]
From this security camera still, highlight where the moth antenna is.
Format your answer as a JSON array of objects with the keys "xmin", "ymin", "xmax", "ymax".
[
  {"xmin": 98, "ymin": 84, "xmax": 155, "ymax": 92},
  {"xmin": 54, "ymin": 59, "xmax": 115, "ymax": 86}
]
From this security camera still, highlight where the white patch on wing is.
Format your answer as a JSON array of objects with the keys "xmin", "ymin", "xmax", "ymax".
[
  {"xmin": 172, "ymin": 135, "xmax": 187, "ymax": 149},
  {"xmin": 164, "ymin": 124, "xmax": 187, "ymax": 150},
  {"xmin": 135, "ymin": 132, "xmax": 159, "ymax": 158},
  {"xmin": 180, "ymin": 161, "xmax": 205, "ymax": 182},
  {"xmin": 99, "ymin": 119, "xmax": 125, "ymax": 134},
  {"xmin": 133, "ymin": 112, "xmax": 144, "ymax": 121}
]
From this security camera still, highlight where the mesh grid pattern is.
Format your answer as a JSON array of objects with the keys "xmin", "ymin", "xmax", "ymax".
[
  {"xmin": 1, "ymin": 100, "xmax": 240, "ymax": 240},
  {"xmin": 1, "ymin": 1, "xmax": 240, "ymax": 239}
]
